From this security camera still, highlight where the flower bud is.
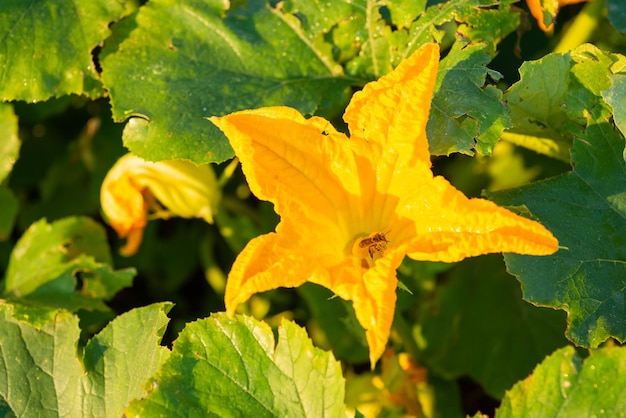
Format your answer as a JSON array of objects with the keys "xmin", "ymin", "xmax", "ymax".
[{"xmin": 100, "ymin": 154, "xmax": 220, "ymax": 255}]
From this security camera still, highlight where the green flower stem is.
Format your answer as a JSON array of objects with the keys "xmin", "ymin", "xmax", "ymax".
[
  {"xmin": 217, "ymin": 157, "xmax": 240, "ymax": 188},
  {"xmin": 198, "ymin": 231, "xmax": 227, "ymax": 294},
  {"xmin": 554, "ymin": 0, "xmax": 604, "ymax": 53},
  {"xmin": 393, "ymin": 310, "xmax": 421, "ymax": 362}
]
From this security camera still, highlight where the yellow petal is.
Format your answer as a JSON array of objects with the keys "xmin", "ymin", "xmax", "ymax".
[
  {"xmin": 119, "ymin": 227, "xmax": 144, "ymax": 257},
  {"xmin": 526, "ymin": 0, "xmax": 555, "ymax": 32},
  {"xmin": 131, "ymin": 159, "xmax": 220, "ymax": 224},
  {"xmin": 343, "ymin": 43, "xmax": 440, "ymax": 166},
  {"xmin": 224, "ymin": 230, "xmax": 313, "ymax": 315},
  {"xmin": 309, "ymin": 249, "xmax": 405, "ymax": 366},
  {"xmin": 210, "ymin": 107, "xmax": 368, "ymax": 236},
  {"xmin": 526, "ymin": 0, "xmax": 587, "ymax": 32},
  {"xmin": 395, "ymin": 175, "xmax": 558, "ymax": 262},
  {"xmin": 100, "ymin": 155, "xmax": 148, "ymax": 238}
]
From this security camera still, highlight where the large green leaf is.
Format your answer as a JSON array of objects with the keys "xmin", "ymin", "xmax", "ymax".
[
  {"xmin": 345, "ymin": 0, "xmax": 518, "ymax": 78},
  {"xmin": 100, "ymin": 0, "xmax": 519, "ymax": 164},
  {"xmin": 0, "ymin": 302, "xmax": 172, "ymax": 417},
  {"xmin": 502, "ymin": 52, "xmax": 573, "ymax": 162},
  {"xmin": 2, "ymin": 217, "xmax": 134, "ymax": 312},
  {"xmin": 428, "ymin": 41, "xmax": 510, "ymax": 156},
  {"xmin": 126, "ymin": 313, "xmax": 346, "ymax": 417},
  {"xmin": 503, "ymin": 44, "xmax": 624, "ymax": 162},
  {"xmin": 0, "ymin": 0, "xmax": 128, "ymax": 102},
  {"xmin": 489, "ymin": 46, "xmax": 626, "ymax": 349},
  {"xmin": 417, "ymin": 255, "xmax": 568, "ymax": 398},
  {"xmin": 100, "ymin": 0, "xmax": 354, "ymax": 164},
  {"xmin": 496, "ymin": 346, "xmax": 626, "ymax": 417}
]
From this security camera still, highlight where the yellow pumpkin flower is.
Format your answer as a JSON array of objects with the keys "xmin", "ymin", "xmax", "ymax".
[
  {"xmin": 210, "ymin": 43, "xmax": 558, "ymax": 365},
  {"xmin": 526, "ymin": 0, "xmax": 589, "ymax": 32},
  {"xmin": 100, "ymin": 154, "xmax": 219, "ymax": 256}
]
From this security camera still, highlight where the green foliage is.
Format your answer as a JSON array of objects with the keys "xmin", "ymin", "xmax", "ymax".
[
  {"xmin": 428, "ymin": 41, "xmax": 510, "ymax": 156},
  {"xmin": 0, "ymin": 302, "xmax": 172, "ymax": 418},
  {"xmin": 2, "ymin": 217, "xmax": 134, "ymax": 312},
  {"xmin": 607, "ymin": 0, "xmax": 626, "ymax": 33},
  {"xmin": 2, "ymin": 0, "xmax": 626, "ymax": 416},
  {"xmin": 490, "ymin": 44, "xmax": 626, "ymax": 350},
  {"xmin": 0, "ymin": 0, "xmax": 130, "ymax": 102},
  {"xmin": 497, "ymin": 345, "xmax": 626, "ymax": 417},
  {"xmin": 126, "ymin": 313, "xmax": 345, "ymax": 417},
  {"xmin": 100, "ymin": 0, "xmax": 355, "ymax": 163},
  {"xmin": 417, "ymin": 255, "xmax": 568, "ymax": 398}
]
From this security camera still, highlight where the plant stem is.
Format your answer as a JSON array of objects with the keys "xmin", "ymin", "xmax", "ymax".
[
  {"xmin": 393, "ymin": 310, "xmax": 421, "ymax": 362},
  {"xmin": 554, "ymin": 0, "xmax": 604, "ymax": 53}
]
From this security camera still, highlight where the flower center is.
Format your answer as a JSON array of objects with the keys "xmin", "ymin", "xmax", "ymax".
[{"xmin": 352, "ymin": 231, "xmax": 390, "ymax": 269}]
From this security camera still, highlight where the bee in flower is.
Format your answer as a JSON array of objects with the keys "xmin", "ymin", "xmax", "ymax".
[{"xmin": 100, "ymin": 153, "xmax": 220, "ymax": 256}]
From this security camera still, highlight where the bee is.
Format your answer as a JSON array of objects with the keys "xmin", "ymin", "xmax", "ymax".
[{"xmin": 358, "ymin": 231, "xmax": 390, "ymax": 258}]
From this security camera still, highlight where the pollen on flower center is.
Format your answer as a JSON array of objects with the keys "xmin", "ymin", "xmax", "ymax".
[{"xmin": 352, "ymin": 231, "xmax": 390, "ymax": 269}]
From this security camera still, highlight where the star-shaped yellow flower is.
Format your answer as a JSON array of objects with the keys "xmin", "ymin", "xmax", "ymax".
[{"xmin": 210, "ymin": 43, "xmax": 558, "ymax": 365}]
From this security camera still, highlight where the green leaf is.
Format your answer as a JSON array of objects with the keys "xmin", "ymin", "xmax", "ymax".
[
  {"xmin": 387, "ymin": 0, "xmax": 426, "ymax": 30},
  {"xmin": 101, "ymin": 0, "xmax": 353, "ymax": 164},
  {"xmin": 0, "ymin": 103, "xmax": 19, "ymax": 183},
  {"xmin": 601, "ymin": 72, "xmax": 626, "ymax": 160},
  {"xmin": 0, "ymin": 0, "xmax": 128, "ymax": 102},
  {"xmin": 503, "ymin": 52, "xmax": 572, "ymax": 161},
  {"xmin": 607, "ymin": 0, "xmax": 626, "ymax": 33},
  {"xmin": 2, "ymin": 217, "xmax": 134, "ymax": 312},
  {"xmin": 81, "ymin": 303, "xmax": 172, "ymax": 416},
  {"xmin": 496, "ymin": 346, "xmax": 626, "ymax": 417},
  {"xmin": 417, "ymin": 255, "xmax": 568, "ymax": 398},
  {"xmin": 345, "ymin": 0, "xmax": 517, "ymax": 79},
  {"xmin": 489, "ymin": 45, "xmax": 626, "ymax": 349},
  {"xmin": 456, "ymin": 0, "xmax": 520, "ymax": 56},
  {"xmin": 280, "ymin": 0, "xmax": 357, "ymax": 67},
  {"xmin": 490, "ymin": 126, "xmax": 626, "ymax": 348},
  {"xmin": 0, "ymin": 302, "xmax": 172, "ymax": 417},
  {"xmin": 427, "ymin": 41, "xmax": 510, "ymax": 156},
  {"xmin": 504, "ymin": 44, "xmax": 623, "ymax": 162},
  {"xmin": 126, "ymin": 313, "xmax": 346, "ymax": 417}
]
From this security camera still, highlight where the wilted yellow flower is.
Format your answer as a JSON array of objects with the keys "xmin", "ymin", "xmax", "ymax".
[
  {"xmin": 526, "ymin": 0, "xmax": 588, "ymax": 32},
  {"xmin": 211, "ymin": 43, "xmax": 558, "ymax": 366},
  {"xmin": 100, "ymin": 154, "xmax": 219, "ymax": 256}
]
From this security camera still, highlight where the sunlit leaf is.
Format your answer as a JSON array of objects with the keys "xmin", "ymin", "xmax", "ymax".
[
  {"xmin": 2, "ymin": 217, "xmax": 134, "ymax": 312},
  {"xmin": 496, "ymin": 346, "xmax": 626, "ymax": 417},
  {"xmin": 0, "ymin": 302, "xmax": 172, "ymax": 417},
  {"xmin": 490, "ymin": 46, "xmax": 626, "ymax": 347},
  {"xmin": 126, "ymin": 313, "xmax": 346, "ymax": 417},
  {"xmin": 100, "ymin": 0, "xmax": 353, "ymax": 163},
  {"xmin": 504, "ymin": 44, "xmax": 623, "ymax": 162}
]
